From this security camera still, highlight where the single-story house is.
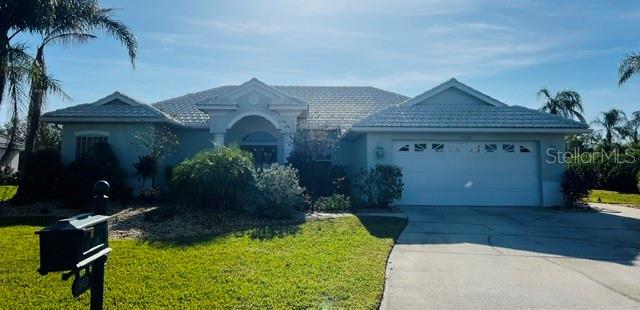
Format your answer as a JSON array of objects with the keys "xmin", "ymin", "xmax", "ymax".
[
  {"xmin": 42, "ymin": 78, "xmax": 589, "ymax": 207},
  {"xmin": 0, "ymin": 135, "xmax": 24, "ymax": 172}
]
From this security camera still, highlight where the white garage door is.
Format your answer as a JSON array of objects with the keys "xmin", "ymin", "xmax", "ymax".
[{"xmin": 393, "ymin": 140, "xmax": 541, "ymax": 206}]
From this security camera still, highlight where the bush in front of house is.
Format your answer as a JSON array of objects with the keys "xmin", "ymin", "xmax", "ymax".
[
  {"xmin": 248, "ymin": 164, "xmax": 306, "ymax": 218},
  {"xmin": 23, "ymin": 148, "xmax": 65, "ymax": 200},
  {"xmin": 351, "ymin": 164, "xmax": 404, "ymax": 209},
  {"xmin": 312, "ymin": 194, "xmax": 351, "ymax": 212},
  {"xmin": 171, "ymin": 147, "xmax": 255, "ymax": 210},
  {"xmin": 60, "ymin": 142, "xmax": 127, "ymax": 207},
  {"xmin": 0, "ymin": 166, "xmax": 18, "ymax": 185},
  {"xmin": 567, "ymin": 149, "xmax": 640, "ymax": 193},
  {"xmin": 561, "ymin": 166, "xmax": 592, "ymax": 208},
  {"xmin": 637, "ymin": 170, "xmax": 640, "ymax": 194}
]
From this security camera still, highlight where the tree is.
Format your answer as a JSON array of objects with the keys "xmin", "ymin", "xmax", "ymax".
[
  {"xmin": 537, "ymin": 87, "xmax": 586, "ymax": 122},
  {"xmin": 592, "ymin": 109, "xmax": 627, "ymax": 150},
  {"xmin": 132, "ymin": 125, "xmax": 179, "ymax": 186},
  {"xmin": 14, "ymin": 0, "xmax": 137, "ymax": 199},
  {"xmin": 618, "ymin": 52, "xmax": 640, "ymax": 86},
  {"xmin": 625, "ymin": 111, "xmax": 640, "ymax": 145}
]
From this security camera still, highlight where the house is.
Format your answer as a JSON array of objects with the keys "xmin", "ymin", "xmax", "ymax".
[
  {"xmin": 0, "ymin": 135, "xmax": 24, "ymax": 172},
  {"xmin": 42, "ymin": 78, "xmax": 589, "ymax": 207}
]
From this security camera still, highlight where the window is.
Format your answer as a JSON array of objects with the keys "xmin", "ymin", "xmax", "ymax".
[
  {"xmin": 414, "ymin": 143, "xmax": 427, "ymax": 152},
  {"xmin": 76, "ymin": 136, "xmax": 108, "ymax": 159},
  {"xmin": 519, "ymin": 145, "xmax": 531, "ymax": 153},
  {"xmin": 398, "ymin": 144, "xmax": 410, "ymax": 152},
  {"xmin": 432, "ymin": 143, "xmax": 444, "ymax": 152},
  {"xmin": 449, "ymin": 144, "xmax": 461, "ymax": 152},
  {"xmin": 502, "ymin": 144, "xmax": 515, "ymax": 153},
  {"xmin": 484, "ymin": 144, "xmax": 497, "ymax": 152}
]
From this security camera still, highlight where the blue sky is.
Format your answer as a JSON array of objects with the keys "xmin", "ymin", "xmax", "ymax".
[{"xmin": 7, "ymin": 0, "xmax": 640, "ymax": 123}]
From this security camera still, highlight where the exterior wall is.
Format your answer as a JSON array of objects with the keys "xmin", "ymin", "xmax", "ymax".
[
  {"xmin": 348, "ymin": 131, "xmax": 567, "ymax": 207},
  {"xmin": 0, "ymin": 149, "xmax": 20, "ymax": 172},
  {"xmin": 60, "ymin": 123, "xmax": 214, "ymax": 192},
  {"xmin": 225, "ymin": 115, "xmax": 283, "ymax": 162}
]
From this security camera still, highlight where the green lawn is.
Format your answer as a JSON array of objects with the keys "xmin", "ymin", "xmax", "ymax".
[
  {"xmin": 0, "ymin": 215, "xmax": 406, "ymax": 309},
  {"xmin": 588, "ymin": 189, "xmax": 640, "ymax": 206},
  {"xmin": 0, "ymin": 185, "xmax": 17, "ymax": 202}
]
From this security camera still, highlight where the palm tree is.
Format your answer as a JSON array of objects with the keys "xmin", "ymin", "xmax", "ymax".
[
  {"xmin": 592, "ymin": 109, "xmax": 627, "ymax": 150},
  {"xmin": 618, "ymin": 52, "xmax": 640, "ymax": 86},
  {"xmin": 537, "ymin": 88, "xmax": 586, "ymax": 122},
  {"xmin": 625, "ymin": 111, "xmax": 640, "ymax": 145},
  {"xmin": 14, "ymin": 0, "xmax": 137, "ymax": 199}
]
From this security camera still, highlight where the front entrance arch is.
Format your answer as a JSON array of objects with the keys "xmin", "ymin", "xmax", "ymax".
[
  {"xmin": 225, "ymin": 115, "xmax": 284, "ymax": 164},
  {"xmin": 240, "ymin": 131, "xmax": 278, "ymax": 167}
]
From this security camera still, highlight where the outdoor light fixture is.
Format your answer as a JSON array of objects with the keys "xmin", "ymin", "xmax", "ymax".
[{"xmin": 375, "ymin": 145, "xmax": 385, "ymax": 159}]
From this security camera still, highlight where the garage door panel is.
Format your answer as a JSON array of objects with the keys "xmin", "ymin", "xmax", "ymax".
[{"xmin": 393, "ymin": 140, "xmax": 541, "ymax": 206}]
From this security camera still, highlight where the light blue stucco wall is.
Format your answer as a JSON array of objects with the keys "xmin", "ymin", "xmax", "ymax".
[
  {"xmin": 345, "ymin": 131, "xmax": 568, "ymax": 207},
  {"xmin": 417, "ymin": 88, "xmax": 489, "ymax": 106},
  {"xmin": 60, "ymin": 123, "xmax": 215, "ymax": 192}
]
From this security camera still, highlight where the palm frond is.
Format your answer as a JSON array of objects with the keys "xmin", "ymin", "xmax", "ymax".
[
  {"xmin": 618, "ymin": 52, "xmax": 640, "ymax": 86},
  {"xmin": 90, "ymin": 8, "xmax": 137, "ymax": 67},
  {"xmin": 45, "ymin": 31, "xmax": 96, "ymax": 47}
]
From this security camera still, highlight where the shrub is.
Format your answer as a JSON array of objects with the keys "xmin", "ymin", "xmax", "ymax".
[
  {"xmin": 351, "ymin": 165, "xmax": 404, "ymax": 209},
  {"xmin": 171, "ymin": 147, "xmax": 255, "ymax": 210},
  {"xmin": 0, "ymin": 166, "xmax": 18, "ymax": 185},
  {"xmin": 637, "ymin": 170, "xmax": 640, "ymax": 193},
  {"xmin": 567, "ymin": 149, "xmax": 640, "ymax": 193},
  {"xmin": 133, "ymin": 155, "xmax": 159, "ymax": 188},
  {"xmin": 249, "ymin": 164, "xmax": 306, "ymax": 218},
  {"xmin": 60, "ymin": 142, "xmax": 126, "ymax": 207},
  {"xmin": 312, "ymin": 194, "xmax": 351, "ymax": 212},
  {"xmin": 561, "ymin": 167, "xmax": 592, "ymax": 208},
  {"xmin": 18, "ymin": 148, "xmax": 65, "ymax": 200},
  {"xmin": 139, "ymin": 187, "xmax": 161, "ymax": 203}
]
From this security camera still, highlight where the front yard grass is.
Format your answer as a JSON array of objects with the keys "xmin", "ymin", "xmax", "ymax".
[
  {"xmin": 0, "ymin": 185, "xmax": 17, "ymax": 202},
  {"xmin": 0, "ymin": 215, "xmax": 406, "ymax": 309},
  {"xmin": 588, "ymin": 189, "xmax": 640, "ymax": 206}
]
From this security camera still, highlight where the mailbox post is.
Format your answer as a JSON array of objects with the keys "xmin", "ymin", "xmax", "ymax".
[{"xmin": 36, "ymin": 181, "xmax": 112, "ymax": 310}]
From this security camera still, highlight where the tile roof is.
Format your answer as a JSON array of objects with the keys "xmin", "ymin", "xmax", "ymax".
[
  {"xmin": 353, "ymin": 105, "xmax": 589, "ymax": 129},
  {"xmin": 152, "ymin": 85, "xmax": 409, "ymax": 128},
  {"xmin": 43, "ymin": 92, "xmax": 179, "ymax": 124}
]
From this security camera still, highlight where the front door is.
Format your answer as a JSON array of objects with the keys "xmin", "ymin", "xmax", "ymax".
[{"xmin": 241, "ymin": 145, "xmax": 277, "ymax": 168}]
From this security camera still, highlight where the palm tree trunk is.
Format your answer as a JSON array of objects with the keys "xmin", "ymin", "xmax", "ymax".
[
  {"xmin": 15, "ymin": 47, "xmax": 46, "ymax": 199},
  {"xmin": 0, "ymin": 32, "xmax": 9, "ymax": 108}
]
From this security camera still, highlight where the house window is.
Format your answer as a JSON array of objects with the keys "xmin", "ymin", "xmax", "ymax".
[
  {"xmin": 76, "ymin": 136, "xmax": 108, "ymax": 159},
  {"xmin": 502, "ymin": 144, "xmax": 515, "ymax": 153},
  {"xmin": 398, "ymin": 144, "xmax": 410, "ymax": 152},
  {"xmin": 520, "ymin": 145, "xmax": 531, "ymax": 153},
  {"xmin": 484, "ymin": 144, "xmax": 497, "ymax": 152},
  {"xmin": 432, "ymin": 143, "xmax": 444, "ymax": 152},
  {"xmin": 414, "ymin": 143, "xmax": 427, "ymax": 152}
]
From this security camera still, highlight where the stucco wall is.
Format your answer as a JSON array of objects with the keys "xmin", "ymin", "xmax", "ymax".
[
  {"xmin": 348, "ymin": 131, "xmax": 567, "ymax": 207},
  {"xmin": 60, "ymin": 123, "xmax": 214, "ymax": 192},
  {"xmin": 416, "ymin": 88, "xmax": 489, "ymax": 106}
]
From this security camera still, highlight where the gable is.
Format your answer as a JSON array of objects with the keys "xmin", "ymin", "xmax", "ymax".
[
  {"xmin": 103, "ymin": 98, "xmax": 131, "ymax": 106},
  {"xmin": 414, "ymin": 87, "xmax": 493, "ymax": 107}
]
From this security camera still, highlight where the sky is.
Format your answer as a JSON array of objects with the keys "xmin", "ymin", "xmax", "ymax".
[{"xmin": 6, "ymin": 0, "xmax": 640, "ymax": 123}]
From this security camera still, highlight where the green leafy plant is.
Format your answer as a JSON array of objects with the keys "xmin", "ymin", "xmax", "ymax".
[
  {"xmin": 133, "ymin": 155, "xmax": 159, "ymax": 188},
  {"xmin": 171, "ymin": 147, "xmax": 255, "ymax": 209},
  {"xmin": 250, "ymin": 164, "xmax": 306, "ymax": 219},
  {"xmin": 352, "ymin": 165, "xmax": 404, "ymax": 209},
  {"xmin": 312, "ymin": 194, "xmax": 351, "ymax": 213},
  {"xmin": 561, "ymin": 167, "xmax": 592, "ymax": 208}
]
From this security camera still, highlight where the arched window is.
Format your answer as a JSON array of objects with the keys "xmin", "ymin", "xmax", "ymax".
[{"xmin": 241, "ymin": 131, "xmax": 277, "ymax": 144}]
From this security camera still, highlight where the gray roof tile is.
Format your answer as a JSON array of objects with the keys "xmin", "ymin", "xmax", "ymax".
[{"xmin": 354, "ymin": 105, "xmax": 589, "ymax": 129}]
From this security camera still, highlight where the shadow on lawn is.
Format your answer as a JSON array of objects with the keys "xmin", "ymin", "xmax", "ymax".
[{"xmin": 356, "ymin": 215, "xmax": 408, "ymax": 241}]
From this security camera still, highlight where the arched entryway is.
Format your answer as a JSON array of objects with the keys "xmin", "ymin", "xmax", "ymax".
[{"xmin": 225, "ymin": 115, "xmax": 283, "ymax": 166}]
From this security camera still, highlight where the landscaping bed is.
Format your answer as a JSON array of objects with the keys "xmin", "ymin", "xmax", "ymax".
[{"xmin": 0, "ymin": 215, "xmax": 406, "ymax": 309}]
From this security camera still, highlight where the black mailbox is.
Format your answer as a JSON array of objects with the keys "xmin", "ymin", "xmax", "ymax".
[{"xmin": 36, "ymin": 213, "xmax": 110, "ymax": 275}]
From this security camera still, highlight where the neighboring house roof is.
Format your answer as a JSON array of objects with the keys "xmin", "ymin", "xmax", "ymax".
[
  {"xmin": 42, "ymin": 92, "xmax": 182, "ymax": 125},
  {"xmin": 153, "ymin": 85, "xmax": 409, "ymax": 128}
]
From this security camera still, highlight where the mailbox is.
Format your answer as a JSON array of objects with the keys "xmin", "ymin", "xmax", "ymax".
[{"xmin": 36, "ymin": 213, "xmax": 110, "ymax": 275}]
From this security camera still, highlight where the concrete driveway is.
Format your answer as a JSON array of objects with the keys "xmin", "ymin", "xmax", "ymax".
[{"xmin": 381, "ymin": 204, "xmax": 640, "ymax": 310}]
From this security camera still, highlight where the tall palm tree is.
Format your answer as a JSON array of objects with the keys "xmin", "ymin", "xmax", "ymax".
[
  {"xmin": 592, "ymin": 109, "xmax": 627, "ymax": 150},
  {"xmin": 14, "ymin": 0, "xmax": 137, "ymax": 198},
  {"xmin": 625, "ymin": 111, "xmax": 640, "ymax": 145},
  {"xmin": 537, "ymin": 88, "xmax": 586, "ymax": 123},
  {"xmin": 618, "ymin": 52, "xmax": 640, "ymax": 86}
]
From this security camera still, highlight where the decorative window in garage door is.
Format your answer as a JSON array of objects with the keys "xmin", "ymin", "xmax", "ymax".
[
  {"xmin": 468, "ymin": 143, "xmax": 481, "ymax": 153},
  {"xmin": 449, "ymin": 143, "xmax": 461, "ymax": 152},
  {"xmin": 432, "ymin": 143, "xmax": 444, "ymax": 152},
  {"xmin": 484, "ymin": 144, "xmax": 497, "ymax": 152},
  {"xmin": 414, "ymin": 143, "xmax": 427, "ymax": 152},
  {"xmin": 519, "ymin": 145, "xmax": 531, "ymax": 153},
  {"xmin": 398, "ymin": 144, "xmax": 410, "ymax": 152},
  {"xmin": 502, "ymin": 144, "xmax": 515, "ymax": 153}
]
